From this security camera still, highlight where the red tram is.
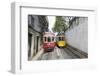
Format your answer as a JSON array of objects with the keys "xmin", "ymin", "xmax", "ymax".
[{"xmin": 43, "ymin": 32, "xmax": 56, "ymax": 52}]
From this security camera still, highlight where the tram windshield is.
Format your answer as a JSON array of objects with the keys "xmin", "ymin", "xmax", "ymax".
[
  {"xmin": 48, "ymin": 37, "xmax": 51, "ymax": 42},
  {"xmin": 44, "ymin": 36, "xmax": 55, "ymax": 42},
  {"xmin": 57, "ymin": 36, "xmax": 64, "ymax": 41}
]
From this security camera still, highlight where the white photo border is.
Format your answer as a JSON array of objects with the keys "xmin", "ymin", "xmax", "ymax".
[{"xmin": 11, "ymin": 2, "xmax": 96, "ymax": 74}]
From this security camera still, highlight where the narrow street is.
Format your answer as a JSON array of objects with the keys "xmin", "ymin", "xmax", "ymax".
[
  {"xmin": 32, "ymin": 46, "xmax": 87, "ymax": 60},
  {"xmin": 39, "ymin": 47, "xmax": 72, "ymax": 60}
]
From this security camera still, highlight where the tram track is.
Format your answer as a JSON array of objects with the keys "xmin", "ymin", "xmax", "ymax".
[{"xmin": 64, "ymin": 44, "xmax": 88, "ymax": 58}]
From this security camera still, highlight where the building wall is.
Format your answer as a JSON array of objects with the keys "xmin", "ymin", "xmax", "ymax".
[
  {"xmin": 28, "ymin": 27, "xmax": 42, "ymax": 58},
  {"xmin": 28, "ymin": 15, "xmax": 48, "ymax": 60},
  {"xmin": 28, "ymin": 15, "xmax": 41, "ymax": 32},
  {"xmin": 65, "ymin": 17, "xmax": 88, "ymax": 53}
]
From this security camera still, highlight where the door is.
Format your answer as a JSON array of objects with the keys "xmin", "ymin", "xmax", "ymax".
[{"xmin": 36, "ymin": 36, "xmax": 39, "ymax": 53}]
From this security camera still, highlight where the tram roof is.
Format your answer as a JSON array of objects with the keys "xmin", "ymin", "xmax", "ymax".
[{"xmin": 43, "ymin": 32, "xmax": 55, "ymax": 36}]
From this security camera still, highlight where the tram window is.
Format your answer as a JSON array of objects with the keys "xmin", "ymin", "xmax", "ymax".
[
  {"xmin": 44, "ymin": 37, "xmax": 46, "ymax": 42},
  {"xmin": 59, "ymin": 37, "xmax": 62, "ymax": 41},
  {"xmin": 58, "ymin": 36, "xmax": 64, "ymax": 41},
  {"xmin": 48, "ymin": 37, "xmax": 51, "ymax": 42},
  {"xmin": 52, "ymin": 37, "xmax": 54, "ymax": 41},
  {"xmin": 62, "ymin": 37, "xmax": 64, "ymax": 40}
]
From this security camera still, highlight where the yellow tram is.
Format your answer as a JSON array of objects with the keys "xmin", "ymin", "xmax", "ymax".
[{"xmin": 56, "ymin": 34, "xmax": 66, "ymax": 48}]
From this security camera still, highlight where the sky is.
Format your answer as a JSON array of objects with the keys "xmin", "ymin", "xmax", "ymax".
[{"xmin": 47, "ymin": 16, "xmax": 56, "ymax": 32}]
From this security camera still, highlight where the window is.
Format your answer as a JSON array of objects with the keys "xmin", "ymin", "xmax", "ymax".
[
  {"xmin": 48, "ymin": 37, "xmax": 51, "ymax": 42},
  {"xmin": 44, "ymin": 37, "xmax": 46, "ymax": 42},
  {"xmin": 57, "ymin": 36, "xmax": 64, "ymax": 41},
  {"xmin": 62, "ymin": 37, "xmax": 64, "ymax": 41},
  {"xmin": 59, "ymin": 37, "xmax": 62, "ymax": 41},
  {"xmin": 52, "ymin": 37, "xmax": 54, "ymax": 41}
]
